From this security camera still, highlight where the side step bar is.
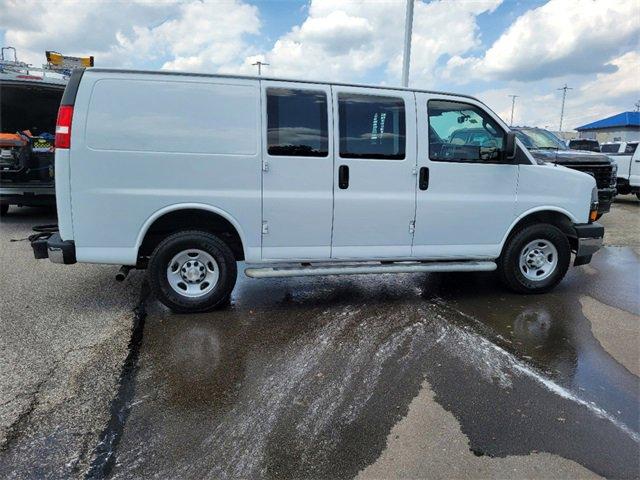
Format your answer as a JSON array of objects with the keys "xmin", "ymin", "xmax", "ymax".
[{"xmin": 245, "ymin": 261, "xmax": 496, "ymax": 279}]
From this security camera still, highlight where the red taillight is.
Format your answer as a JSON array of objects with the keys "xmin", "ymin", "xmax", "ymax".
[{"xmin": 55, "ymin": 105, "xmax": 74, "ymax": 149}]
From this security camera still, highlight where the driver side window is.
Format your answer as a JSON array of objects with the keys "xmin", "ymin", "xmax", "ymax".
[{"xmin": 428, "ymin": 100, "xmax": 505, "ymax": 163}]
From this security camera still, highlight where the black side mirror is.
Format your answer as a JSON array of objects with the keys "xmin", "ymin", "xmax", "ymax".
[{"xmin": 504, "ymin": 132, "xmax": 517, "ymax": 160}]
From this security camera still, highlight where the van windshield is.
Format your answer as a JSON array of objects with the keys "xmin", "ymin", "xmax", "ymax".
[{"xmin": 514, "ymin": 128, "xmax": 567, "ymax": 150}]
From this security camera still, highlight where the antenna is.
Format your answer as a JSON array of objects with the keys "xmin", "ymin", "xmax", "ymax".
[
  {"xmin": 557, "ymin": 84, "xmax": 573, "ymax": 131},
  {"xmin": 252, "ymin": 61, "xmax": 269, "ymax": 76},
  {"xmin": 508, "ymin": 95, "xmax": 519, "ymax": 127}
]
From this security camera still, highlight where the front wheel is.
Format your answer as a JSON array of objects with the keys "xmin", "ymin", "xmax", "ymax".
[
  {"xmin": 148, "ymin": 231, "xmax": 237, "ymax": 313},
  {"xmin": 0, "ymin": 204, "xmax": 8, "ymax": 216},
  {"xmin": 498, "ymin": 223, "xmax": 570, "ymax": 294}
]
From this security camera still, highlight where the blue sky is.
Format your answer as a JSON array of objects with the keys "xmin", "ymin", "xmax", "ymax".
[{"xmin": 2, "ymin": 0, "xmax": 638, "ymax": 130}]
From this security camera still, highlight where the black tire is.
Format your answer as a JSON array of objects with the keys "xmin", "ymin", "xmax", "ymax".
[
  {"xmin": 636, "ymin": 192, "xmax": 640, "ymax": 201},
  {"xmin": 497, "ymin": 223, "xmax": 570, "ymax": 294},
  {"xmin": 0, "ymin": 204, "xmax": 8, "ymax": 216},
  {"xmin": 148, "ymin": 230, "xmax": 237, "ymax": 313}
]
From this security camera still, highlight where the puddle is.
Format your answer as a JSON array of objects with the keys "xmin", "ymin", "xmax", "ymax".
[{"xmin": 107, "ymin": 248, "xmax": 639, "ymax": 479}]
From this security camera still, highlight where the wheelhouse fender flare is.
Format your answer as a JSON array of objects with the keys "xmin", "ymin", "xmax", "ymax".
[
  {"xmin": 134, "ymin": 203, "xmax": 249, "ymax": 259},
  {"xmin": 498, "ymin": 206, "xmax": 578, "ymax": 253}
]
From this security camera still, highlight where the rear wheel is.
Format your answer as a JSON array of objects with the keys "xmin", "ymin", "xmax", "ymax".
[
  {"xmin": 498, "ymin": 223, "xmax": 570, "ymax": 294},
  {"xmin": 0, "ymin": 204, "xmax": 8, "ymax": 216},
  {"xmin": 636, "ymin": 192, "xmax": 640, "ymax": 201},
  {"xmin": 148, "ymin": 231, "xmax": 237, "ymax": 313}
]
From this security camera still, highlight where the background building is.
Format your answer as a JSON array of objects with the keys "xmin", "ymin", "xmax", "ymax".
[{"xmin": 576, "ymin": 111, "xmax": 640, "ymax": 142}]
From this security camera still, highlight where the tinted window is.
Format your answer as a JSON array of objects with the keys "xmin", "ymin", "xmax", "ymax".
[
  {"xmin": 428, "ymin": 100, "xmax": 505, "ymax": 162},
  {"xmin": 569, "ymin": 139, "xmax": 600, "ymax": 152},
  {"xmin": 339, "ymin": 94, "xmax": 405, "ymax": 159},
  {"xmin": 601, "ymin": 143, "xmax": 621, "ymax": 153},
  {"xmin": 624, "ymin": 143, "xmax": 638, "ymax": 154},
  {"xmin": 267, "ymin": 88, "xmax": 328, "ymax": 157}
]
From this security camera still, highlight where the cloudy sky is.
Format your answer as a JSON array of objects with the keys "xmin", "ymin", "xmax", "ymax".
[{"xmin": 2, "ymin": 0, "xmax": 638, "ymax": 130}]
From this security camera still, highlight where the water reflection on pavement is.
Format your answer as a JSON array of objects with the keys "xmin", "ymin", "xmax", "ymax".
[{"xmin": 109, "ymin": 247, "xmax": 639, "ymax": 479}]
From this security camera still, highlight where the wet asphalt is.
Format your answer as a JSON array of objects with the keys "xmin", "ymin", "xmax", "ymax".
[
  {"xmin": 108, "ymin": 232, "xmax": 639, "ymax": 477},
  {"xmin": 1, "ymin": 200, "xmax": 639, "ymax": 479}
]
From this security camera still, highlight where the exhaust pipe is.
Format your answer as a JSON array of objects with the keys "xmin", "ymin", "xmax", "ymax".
[{"xmin": 115, "ymin": 265, "xmax": 133, "ymax": 282}]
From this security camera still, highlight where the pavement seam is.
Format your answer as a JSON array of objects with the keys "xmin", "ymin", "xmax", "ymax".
[{"xmin": 84, "ymin": 282, "xmax": 149, "ymax": 480}]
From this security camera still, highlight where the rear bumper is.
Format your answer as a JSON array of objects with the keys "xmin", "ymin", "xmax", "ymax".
[
  {"xmin": 0, "ymin": 185, "xmax": 56, "ymax": 206},
  {"xmin": 31, "ymin": 232, "xmax": 76, "ymax": 264},
  {"xmin": 573, "ymin": 222, "xmax": 604, "ymax": 266}
]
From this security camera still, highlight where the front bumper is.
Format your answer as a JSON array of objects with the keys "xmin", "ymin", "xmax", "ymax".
[
  {"xmin": 31, "ymin": 232, "xmax": 76, "ymax": 264},
  {"xmin": 573, "ymin": 222, "xmax": 604, "ymax": 266}
]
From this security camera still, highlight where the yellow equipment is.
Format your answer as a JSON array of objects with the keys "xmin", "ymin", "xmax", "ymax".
[{"xmin": 46, "ymin": 51, "xmax": 94, "ymax": 70}]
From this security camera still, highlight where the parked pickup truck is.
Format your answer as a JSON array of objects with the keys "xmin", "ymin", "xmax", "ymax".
[
  {"xmin": 513, "ymin": 127, "xmax": 616, "ymax": 217},
  {"xmin": 601, "ymin": 141, "xmax": 640, "ymax": 199},
  {"xmin": 31, "ymin": 68, "xmax": 604, "ymax": 312}
]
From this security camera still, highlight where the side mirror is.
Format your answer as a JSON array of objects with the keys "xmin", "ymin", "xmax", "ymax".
[{"xmin": 504, "ymin": 132, "xmax": 517, "ymax": 160}]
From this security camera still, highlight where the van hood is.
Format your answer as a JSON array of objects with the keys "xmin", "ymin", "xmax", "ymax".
[{"xmin": 528, "ymin": 148, "xmax": 612, "ymax": 165}]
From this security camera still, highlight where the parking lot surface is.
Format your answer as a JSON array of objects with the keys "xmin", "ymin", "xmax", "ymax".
[{"xmin": 1, "ymin": 197, "xmax": 639, "ymax": 479}]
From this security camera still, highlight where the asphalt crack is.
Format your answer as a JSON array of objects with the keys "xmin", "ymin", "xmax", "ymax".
[{"xmin": 85, "ymin": 281, "xmax": 149, "ymax": 480}]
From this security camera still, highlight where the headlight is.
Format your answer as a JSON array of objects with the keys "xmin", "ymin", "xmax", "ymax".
[
  {"xmin": 589, "ymin": 186, "xmax": 599, "ymax": 222},
  {"xmin": 610, "ymin": 163, "xmax": 618, "ymax": 186}
]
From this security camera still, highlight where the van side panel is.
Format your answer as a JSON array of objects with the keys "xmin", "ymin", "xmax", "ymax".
[{"xmin": 70, "ymin": 72, "xmax": 262, "ymax": 264}]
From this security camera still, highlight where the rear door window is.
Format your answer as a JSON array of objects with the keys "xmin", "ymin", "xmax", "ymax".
[
  {"xmin": 601, "ymin": 144, "xmax": 621, "ymax": 153},
  {"xmin": 624, "ymin": 143, "xmax": 638, "ymax": 154},
  {"xmin": 338, "ymin": 94, "xmax": 405, "ymax": 159},
  {"xmin": 266, "ymin": 88, "xmax": 328, "ymax": 157}
]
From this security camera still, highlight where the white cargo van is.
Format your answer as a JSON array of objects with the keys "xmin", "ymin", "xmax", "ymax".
[{"xmin": 31, "ymin": 68, "xmax": 604, "ymax": 312}]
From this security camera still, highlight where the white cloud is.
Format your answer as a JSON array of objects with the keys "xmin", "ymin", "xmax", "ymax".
[
  {"xmin": 0, "ymin": 0, "xmax": 259, "ymax": 72},
  {"xmin": 228, "ymin": 0, "xmax": 501, "ymax": 84},
  {"xmin": 475, "ymin": 52, "xmax": 640, "ymax": 130},
  {"xmin": 444, "ymin": 0, "xmax": 640, "ymax": 82}
]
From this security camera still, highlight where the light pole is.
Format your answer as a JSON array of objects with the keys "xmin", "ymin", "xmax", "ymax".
[
  {"xmin": 508, "ymin": 95, "xmax": 519, "ymax": 126},
  {"xmin": 252, "ymin": 61, "xmax": 269, "ymax": 76},
  {"xmin": 401, "ymin": 0, "xmax": 414, "ymax": 87},
  {"xmin": 558, "ymin": 84, "xmax": 572, "ymax": 132}
]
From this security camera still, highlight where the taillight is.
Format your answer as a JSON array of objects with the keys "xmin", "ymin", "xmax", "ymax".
[{"xmin": 55, "ymin": 105, "xmax": 74, "ymax": 149}]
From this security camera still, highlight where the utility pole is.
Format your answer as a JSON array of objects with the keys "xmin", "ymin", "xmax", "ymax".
[
  {"xmin": 401, "ymin": 0, "xmax": 414, "ymax": 87},
  {"xmin": 252, "ymin": 61, "xmax": 269, "ymax": 76},
  {"xmin": 508, "ymin": 95, "xmax": 519, "ymax": 126},
  {"xmin": 558, "ymin": 84, "xmax": 573, "ymax": 132}
]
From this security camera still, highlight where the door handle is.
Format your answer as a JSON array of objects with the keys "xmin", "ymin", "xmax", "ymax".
[
  {"xmin": 339, "ymin": 165, "xmax": 349, "ymax": 189},
  {"xmin": 419, "ymin": 167, "xmax": 429, "ymax": 190}
]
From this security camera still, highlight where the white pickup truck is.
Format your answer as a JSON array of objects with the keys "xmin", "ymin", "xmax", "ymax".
[
  {"xmin": 30, "ymin": 68, "xmax": 604, "ymax": 312},
  {"xmin": 601, "ymin": 141, "xmax": 640, "ymax": 199}
]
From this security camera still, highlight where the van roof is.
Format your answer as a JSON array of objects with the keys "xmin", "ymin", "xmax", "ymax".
[{"xmin": 86, "ymin": 67, "xmax": 481, "ymax": 103}]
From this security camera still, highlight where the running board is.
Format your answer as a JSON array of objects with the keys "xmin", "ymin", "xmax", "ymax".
[{"xmin": 245, "ymin": 261, "xmax": 496, "ymax": 279}]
